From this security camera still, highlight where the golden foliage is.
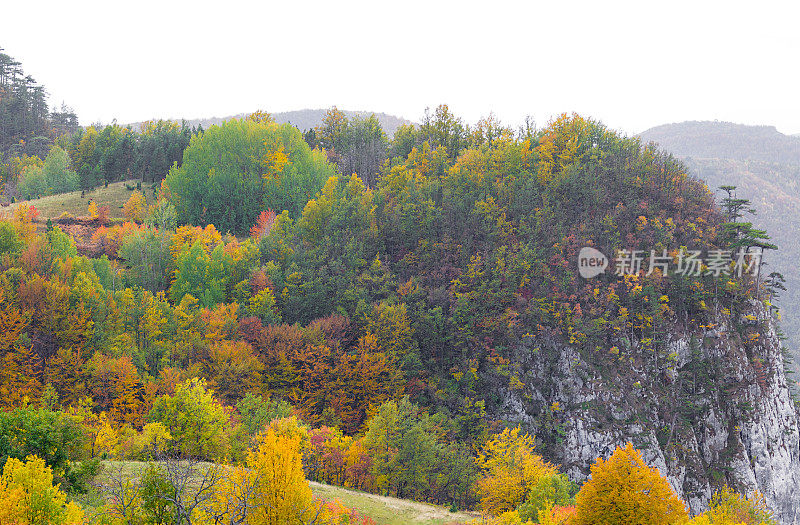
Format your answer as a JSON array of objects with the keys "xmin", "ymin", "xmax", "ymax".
[
  {"xmin": 122, "ymin": 191, "xmax": 147, "ymax": 222},
  {"xmin": 0, "ymin": 344, "xmax": 41, "ymax": 409},
  {"xmin": 0, "ymin": 455, "xmax": 84, "ymax": 525},
  {"xmin": 477, "ymin": 427, "xmax": 558, "ymax": 515},
  {"xmin": 170, "ymin": 224, "xmax": 222, "ymax": 259},
  {"xmin": 247, "ymin": 110, "xmax": 275, "ymax": 124},
  {"xmin": 11, "ymin": 204, "xmax": 39, "ymax": 239},
  {"xmin": 573, "ymin": 442, "xmax": 688, "ymax": 525},
  {"xmin": 535, "ymin": 113, "xmax": 599, "ymax": 184},
  {"xmin": 688, "ymin": 486, "xmax": 776, "ymax": 524},
  {"xmin": 0, "ymin": 289, "xmax": 27, "ymax": 353},
  {"xmin": 246, "ymin": 426, "xmax": 314, "ymax": 525}
]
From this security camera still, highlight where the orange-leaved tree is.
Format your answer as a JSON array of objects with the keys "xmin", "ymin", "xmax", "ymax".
[
  {"xmin": 0, "ymin": 289, "xmax": 27, "ymax": 354},
  {"xmin": 574, "ymin": 442, "xmax": 688, "ymax": 525},
  {"xmin": 203, "ymin": 340, "xmax": 264, "ymax": 404},
  {"xmin": 250, "ymin": 209, "xmax": 277, "ymax": 239}
]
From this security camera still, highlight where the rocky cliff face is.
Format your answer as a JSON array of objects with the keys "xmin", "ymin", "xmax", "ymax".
[{"xmin": 502, "ymin": 300, "xmax": 800, "ymax": 523}]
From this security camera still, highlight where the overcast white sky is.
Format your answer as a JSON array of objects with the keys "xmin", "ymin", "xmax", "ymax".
[{"xmin": 2, "ymin": 0, "xmax": 799, "ymax": 135}]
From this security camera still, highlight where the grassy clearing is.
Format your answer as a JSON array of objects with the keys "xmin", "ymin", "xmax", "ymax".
[
  {"xmin": 4, "ymin": 180, "xmax": 155, "ymax": 219},
  {"xmin": 310, "ymin": 481, "xmax": 478, "ymax": 525},
  {"xmin": 92, "ymin": 461, "xmax": 478, "ymax": 525}
]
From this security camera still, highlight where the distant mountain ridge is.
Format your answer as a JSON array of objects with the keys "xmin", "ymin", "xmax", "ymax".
[
  {"xmin": 641, "ymin": 120, "xmax": 800, "ymax": 165},
  {"xmin": 129, "ymin": 109, "xmax": 415, "ymax": 137},
  {"xmin": 641, "ymin": 121, "xmax": 800, "ymax": 366}
]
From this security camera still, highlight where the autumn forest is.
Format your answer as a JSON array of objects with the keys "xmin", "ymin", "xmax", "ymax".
[{"xmin": 0, "ymin": 47, "xmax": 786, "ymax": 525}]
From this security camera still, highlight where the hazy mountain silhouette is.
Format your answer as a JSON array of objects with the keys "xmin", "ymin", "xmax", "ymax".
[
  {"xmin": 130, "ymin": 109, "xmax": 414, "ymax": 136},
  {"xmin": 642, "ymin": 121, "xmax": 800, "ymax": 165}
]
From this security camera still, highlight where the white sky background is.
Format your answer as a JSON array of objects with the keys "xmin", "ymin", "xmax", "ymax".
[{"xmin": 2, "ymin": 0, "xmax": 799, "ymax": 135}]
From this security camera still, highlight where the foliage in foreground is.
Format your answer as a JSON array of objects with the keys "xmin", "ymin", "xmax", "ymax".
[
  {"xmin": 0, "ymin": 455, "xmax": 84, "ymax": 525},
  {"xmin": 573, "ymin": 443, "xmax": 688, "ymax": 525}
]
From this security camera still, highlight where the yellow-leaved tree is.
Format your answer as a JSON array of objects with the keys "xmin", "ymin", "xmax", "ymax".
[
  {"xmin": 477, "ymin": 427, "xmax": 558, "ymax": 516},
  {"xmin": 134, "ymin": 422, "xmax": 173, "ymax": 459},
  {"xmin": 88, "ymin": 200, "xmax": 98, "ymax": 219},
  {"xmin": 574, "ymin": 442, "xmax": 689, "ymax": 525},
  {"xmin": 687, "ymin": 486, "xmax": 776, "ymax": 525},
  {"xmin": 246, "ymin": 425, "xmax": 316, "ymax": 525},
  {"xmin": 123, "ymin": 191, "xmax": 147, "ymax": 222},
  {"xmin": 202, "ymin": 425, "xmax": 353, "ymax": 525},
  {"xmin": 0, "ymin": 455, "xmax": 84, "ymax": 525}
]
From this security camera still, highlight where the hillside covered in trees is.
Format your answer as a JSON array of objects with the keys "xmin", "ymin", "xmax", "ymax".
[{"xmin": 0, "ymin": 49, "xmax": 795, "ymax": 525}]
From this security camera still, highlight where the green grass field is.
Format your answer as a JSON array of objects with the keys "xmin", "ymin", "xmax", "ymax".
[
  {"xmin": 4, "ymin": 180, "xmax": 155, "ymax": 219},
  {"xmin": 310, "ymin": 481, "xmax": 477, "ymax": 525},
  {"xmin": 92, "ymin": 461, "xmax": 478, "ymax": 525}
]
